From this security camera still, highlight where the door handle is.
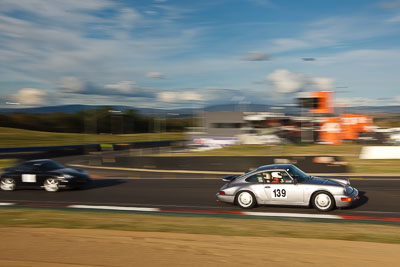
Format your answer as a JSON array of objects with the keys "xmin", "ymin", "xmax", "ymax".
[{"xmin": 265, "ymin": 186, "xmax": 270, "ymax": 188}]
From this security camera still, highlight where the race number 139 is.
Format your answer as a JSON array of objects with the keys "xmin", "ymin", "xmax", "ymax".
[{"xmin": 272, "ymin": 188, "xmax": 287, "ymax": 198}]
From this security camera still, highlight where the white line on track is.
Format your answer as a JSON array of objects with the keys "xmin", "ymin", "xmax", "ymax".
[
  {"xmin": 243, "ymin": 211, "xmax": 342, "ymax": 219},
  {"xmin": 353, "ymin": 210, "xmax": 400, "ymax": 215},
  {"xmin": 0, "ymin": 202, "xmax": 15, "ymax": 206},
  {"xmin": 68, "ymin": 204, "xmax": 343, "ymax": 219},
  {"xmin": 68, "ymin": 205, "xmax": 159, "ymax": 212},
  {"xmin": 2, "ymin": 201, "xmax": 399, "ymax": 218}
]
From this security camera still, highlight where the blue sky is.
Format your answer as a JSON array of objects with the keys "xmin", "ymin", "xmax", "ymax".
[{"xmin": 0, "ymin": 0, "xmax": 400, "ymax": 108}]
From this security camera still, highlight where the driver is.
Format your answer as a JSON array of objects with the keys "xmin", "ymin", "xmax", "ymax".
[
  {"xmin": 263, "ymin": 172, "xmax": 272, "ymax": 183},
  {"xmin": 271, "ymin": 172, "xmax": 284, "ymax": 183}
]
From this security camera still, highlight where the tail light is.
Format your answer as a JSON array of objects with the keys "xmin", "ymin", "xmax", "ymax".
[
  {"xmin": 219, "ymin": 191, "xmax": 225, "ymax": 195},
  {"xmin": 341, "ymin": 197, "xmax": 352, "ymax": 201}
]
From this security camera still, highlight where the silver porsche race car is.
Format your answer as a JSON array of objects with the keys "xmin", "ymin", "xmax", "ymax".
[{"xmin": 216, "ymin": 164, "xmax": 359, "ymax": 211}]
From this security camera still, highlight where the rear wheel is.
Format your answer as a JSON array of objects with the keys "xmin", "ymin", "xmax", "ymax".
[
  {"xmin": 312, "ymin": 192, "xmax": 335, "ymax": 212},
  {"xmin": 235, "ymin": 191, "xmax": 257, "ymax": 209},
  {"xmin": 0, "ymin": 178, "xmax": 16, "ymax": 191},
  {"xmin": 44, "ymin": 178, "xmax": 60, "ymax": 192}
]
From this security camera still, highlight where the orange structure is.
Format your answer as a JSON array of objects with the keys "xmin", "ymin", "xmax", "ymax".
[
  {"xmin": 319, "ymin": 117, "xmax": 342, "ymax": 144},
  {"xmin": 309, "ymin": 91, "xmax": 333, "ymax": 114},
  {"xmin": 298, "ymin": 91, "xmax": 375, "ymax": 144},
  {"xmin": 340, "ymin": 114, "xmax": 374, "ymax": 140}
]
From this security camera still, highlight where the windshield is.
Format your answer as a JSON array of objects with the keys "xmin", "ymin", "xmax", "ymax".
[
  {"xmin": 287, "ymin": 165, "xmax": 309, "ymax": 181},
  {"xmin": 39, "ymin": 161, "xmax": 65, "ymax": 171}
]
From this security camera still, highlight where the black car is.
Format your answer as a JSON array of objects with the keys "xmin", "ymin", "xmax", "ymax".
[{"xmin": 0, "ymin": 159, "xmax": 92, "ymax": 192}]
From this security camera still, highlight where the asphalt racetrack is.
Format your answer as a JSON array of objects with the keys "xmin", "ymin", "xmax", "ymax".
[{"xmin": 0, "ymin": 172, "xmax": 399, "ymax": 218}]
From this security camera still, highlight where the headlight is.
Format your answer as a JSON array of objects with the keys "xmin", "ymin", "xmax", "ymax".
[{"xmin": 63, "ymin": 174, "xmax": 74, "ymax": 179}]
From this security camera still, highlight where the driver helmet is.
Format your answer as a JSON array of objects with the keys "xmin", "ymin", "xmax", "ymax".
[{"xmin": 271, "ymin": 172, "xmax": 282, "ymax": 179}]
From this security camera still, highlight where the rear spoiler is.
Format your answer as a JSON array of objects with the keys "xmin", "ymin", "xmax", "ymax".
[{"xmin": 222, "ymin": 175, "xmax": 238, "ymax": 182}]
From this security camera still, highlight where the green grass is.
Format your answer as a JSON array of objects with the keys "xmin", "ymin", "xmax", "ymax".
[
  {"xmin": 161, "ymin": 144, "xmax": 400, "ymax": 174},
  {"xmin": 0, "ymin": 127, "xmax": 185, "ymax": 148},
  {"xmin": 0, "ymin": 208, "xmax": 399, "ymax": 244}
]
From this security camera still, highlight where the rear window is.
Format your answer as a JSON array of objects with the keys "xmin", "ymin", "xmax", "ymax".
[{"xmin": 245, "ymin": 173, "xmax": 264, "ymax": 183}]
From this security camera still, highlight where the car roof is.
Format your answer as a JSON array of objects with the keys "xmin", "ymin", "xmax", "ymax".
[
  {"xmin": 256, "ymin": 164, "xmax": 294, "ymax": 171},
  {"xmin": 20, "ymin": 159, "xmax": 53, "ymax": 165}
]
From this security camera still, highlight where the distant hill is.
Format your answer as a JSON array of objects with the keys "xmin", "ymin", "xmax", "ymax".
[
  {"xmin": 0, "ymin": 104, "xmax": 104, "ymax": 114},
  {"xmin": 345, "ymin": 106, "xmax": 400, "ymax": 114},
  {"xmin": 0, "ymin": 104, "xmax": 197, "ymax": 118},
  {"xmin": 0, "ymin": 104, "xmax": 398, "ymax": 116}
]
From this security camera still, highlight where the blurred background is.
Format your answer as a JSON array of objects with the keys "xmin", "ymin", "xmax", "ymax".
[
  {"xmin": 1, "ymin": 1, "xmax": 400, "ymax": 265},
  {"xmin": 0, "ymin": 0, "xmax": 400, "ymax": 173}
]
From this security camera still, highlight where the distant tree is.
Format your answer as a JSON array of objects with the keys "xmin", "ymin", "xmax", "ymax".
[{"xmin": 0, "ymin": 107, "xmax": 193, "ymax": 133}]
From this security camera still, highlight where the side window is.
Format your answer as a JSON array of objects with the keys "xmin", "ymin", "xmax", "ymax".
[
  {"xmin": 16, "ymin": 163, "xmax": 35, "ymax": 172},
  {"xmin": 269, "ymin": 171, "xmax": 293, "ymax": 184},
  {"xmin": 245, "ymin": 173, "xmax": 264, "ymax": 183}
]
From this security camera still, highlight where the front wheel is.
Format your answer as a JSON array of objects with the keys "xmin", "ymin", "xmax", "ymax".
[
  {"xmin": 0, "ymin": 178, "xmax": 16, "ymax": 191},
  {"xmin": 312, "ymin": 192, "xmax": 335, "ymax": 212},
  {"xmin": 44, "ymin": 178, "xmax": 60, "ymax": 192},
  {"xmin": 235, "ymin": 191, "xmax": 257, "ymax": 209}
]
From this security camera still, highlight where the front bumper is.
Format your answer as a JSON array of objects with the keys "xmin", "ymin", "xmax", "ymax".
[
  {"xmin": 335, "ymin": 188, "xmax": 359, "ymax": 208},
  {"xmin": 216, "ymin": 193, "xmax": 235, "ymax": 204}
]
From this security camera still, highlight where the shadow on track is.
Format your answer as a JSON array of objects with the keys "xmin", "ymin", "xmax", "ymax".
[
  {"xmin": 350, "ymin": 191, "xmax": 368, "ymax": 209},
  {"xmin": 76, "ymin": 179, "xmax": 126, "ymax": 191}
]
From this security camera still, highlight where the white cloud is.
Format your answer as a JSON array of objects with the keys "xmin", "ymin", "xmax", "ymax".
[
  {"xmin": 334, "ymin": 97, "xmax": 400, "ymax": 107},
  {"xmin": 104, "ymin": 81, "xmax": 136, "ymax": 93},
  {"xmin": 270, "ymin": 39, "xmax": 310, "ymax": 53},
  {"xmin": 0, "ymin": 0, "xmax": 114, "ymax": 26},
  {"xmin": 335, "ymin": 97, "xmax": 380, "ymax": 107},
  {"xmin": 267, "ymin": 16, "xmax": 395, "ymax": 55},
  {"xmin": 157, "ymin": 91, "xmax": 205, "ymax": 102},
  {"xmin": 266, "ymin": 69, "xmax": 334, "ymax": 94},
  {"xmin": 0, "ymin": 1, "xmax": 399, "ymax": 108},
  {"xmin": 59, "ymin": 76, "xmax": 85, "ymax": 93},
  {"xmin": 118, "ymin": 8, "xmax": 142, "ymax": 29},
  {"xmin": 243, "ymin": 51, "xmax": 269, "ymax": 61},
  {"xmin": 309, "ymin": 77, "xmax": 334, "ymax": 91},
  {"xmin": 386, "ymin": 14, "xmax": 400, "ymax": 23},
  {"xmin": 0, "ymin": 0, "xmax": 200, "ymax": 89},
  {"xmin": 11, "ymin": 88, "xmax": 48, "ymax": 105},
  {"xmin": 266, "ymin": 69, "xmax": 306, "ymax": 93},
  {"xmin": 146, "ymin": 72, "xmax": 165, "ymax": 79},
  {"xmin": 58, "ymin": 77, "xmax": 154, "ymax": 98},
  {"xmin": 145, "ymin": 10, "xmax": 158, "ymax": 15},
  {"xmin": 203, "ymin": 86, "xmax": 222, "ymax": 90}
]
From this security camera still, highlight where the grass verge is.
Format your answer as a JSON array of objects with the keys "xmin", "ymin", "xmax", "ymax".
[
  {"xmin": 0, "ymin": 208, "xmax": 399, "ymax": 244},
  {"xmin": 0, "ymin": 127, "xmax": 185, "ymax": 148}
]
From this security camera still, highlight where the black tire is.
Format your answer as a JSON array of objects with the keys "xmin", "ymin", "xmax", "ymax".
[
  {"xmin": 235, "ymin": 191, "xmax": 257, "ymax": 209},
  {"xmin": 0, "ymin": 177, "xmax": 16, "ymax": 191},
  {"xmin": 311, "ymin": 191, "xmax": 335, "ymax": 212}
]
